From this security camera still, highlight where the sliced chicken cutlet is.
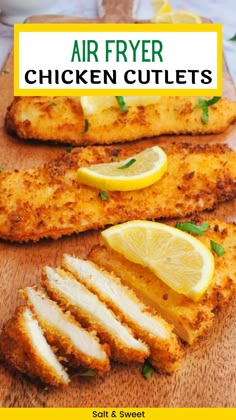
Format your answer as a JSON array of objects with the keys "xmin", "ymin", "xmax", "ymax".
[
  {"xmin": 6, "ymin": 96, "xmax": 236, "ymax": 145},
  {"xmin": 89, "ymin": 220, "xmax": 236, "ymax": 344},
  {"xmin": 23, "ymin": 287, "xmax": 110, "ymax": 374},
  {"xmin": 62, "ymin": 255, "xmax": 183, "ymax": 373},
  {"xmin": 0, "ymin": 142, "xmax": 235, "ymax": 242},
  {"xmin": 0, "ymin": 307, "xmax": 69, "ymax": 386},
  {"xmin": 42, "ymin": 266, "xmax": 149, "ymax": 364}
]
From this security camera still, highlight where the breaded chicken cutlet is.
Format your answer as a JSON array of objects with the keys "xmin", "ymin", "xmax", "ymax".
[
  {"xmin": 23, "ymin": 287, "xmax": 110, "ymax": 374},
  {"xmin": 89, "ymin": 220, "xmax": 236, "ymax": 344},
  {"xmin": 62, "ymin": 255, "xmax": 183, "ymax": 373},
  {"xmin": 5, "ymin": 96, "xmax": 236, "ymax": 145},
  {"xmin": 0, "ymin": 141, "xmax": 236, "ymax": 242},
  {"xmin": 0, "ymin": 307, "xmax": 69, "ymax": 386}
]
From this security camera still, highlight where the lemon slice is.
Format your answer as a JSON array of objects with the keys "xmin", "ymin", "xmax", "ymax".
[
  {"xmin": 102, "ymin": 221, "xmax": 215, "ymax": 301},
  {"xmin": 152, "ymin": 0, "xmax": 171, "ymax": 15},
  {"xmin": 80, "ymin": 96, "xmax": 161, "ymax": 115},
  {"xmin": 77, "ymin": 146, "xmax": 167, "ymax": 191},
  {"xmin": 153, "ymin": 10, "xmax": 202, "ymax": 23}
]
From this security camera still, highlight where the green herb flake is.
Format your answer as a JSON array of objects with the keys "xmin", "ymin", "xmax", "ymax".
[
  {"xmin": 111, "ymin": 148, "xmax": 121, "ymax": 157},
  {"xmin": 0, "ymin": 167, "xmax": 4, "ymax": 172},
  {"xmin": 229, "ymin": 33, "xmax": 236, "ymax": 41},
  {"xmin": 118, "ymin": 158, "xmax": 136, "ymax": 170},
  {"xmin": 99, "ymin": 190, "xmax": 109, "ymax": 201},
  {"xmin": 210, "ymin": 240, "xmax": 225, "ymax": 257},
  {"xmin": 115, "ymin": 96, "xmax": 127, "ymax": 112},
  {"xmin": 66, "ymin": 146, "xmax": 73, "ymax": 153},
  {"xmin": 142, "ymin": 360, "xmax": 154, "ymax": 380},
  {"xmin": 176, "ymin": 221, "xmax": 210, "ymax": 236},
  {"xmin": 78, "ymin": 369, "xmax": 96, "ymax": 377},
  {"xmin": 194, "ymin": 96, "xmax": 221, "ymax": 124},
  {"xmin": 3, "ymin": 68, "xmax": 10, "ymax": 74},
  {"xmin": 81, "ymin": 118, "xmax": 89, "ymax": 134},
  {"xmin": 49, "ymin": 102, "xmax": 57, "ymax": 107}
]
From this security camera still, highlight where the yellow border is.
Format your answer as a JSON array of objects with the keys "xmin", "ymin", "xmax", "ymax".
[{"xmin": 14, "ymin": 23, "xmax": 222, "ymax": 97}]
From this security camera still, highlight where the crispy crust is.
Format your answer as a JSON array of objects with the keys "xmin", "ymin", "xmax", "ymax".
[
  {"xmin": 42, "ymin": 267, "xmax": 149, "ymax": 364},
  {"xmin": 22, "ymin": 287, "xmax": 110, "ymax": 375},
  {"xmin": 89, "ymin": 220, "xmax": 236, "ymax": 344},
  {"xmin": 0, "ymin": 142, "xmax": 235, "ymax": 242},
  {"xmin": 0, "ymin": 307, "xmax": 69, "ymax": 386},
  {"xmin": 62, "ymin": 256, "xmax": 183, "ymax": 373},
  {"xmin": 6, "ymin": 96, "xmax": 236, "ymax": 145}
]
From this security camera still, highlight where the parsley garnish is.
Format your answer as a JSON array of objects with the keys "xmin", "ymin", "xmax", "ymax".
[
  {"xmin": 81, "ymin": 118, "xmax": 89, "ymax": 134},
  {"xmin": 229, "ymin": 33, "xmax": 236, "ymax": 41},
  {"xmin": 118, "ymin": 158, "xmax": 136, "ymax": 170},
  {"xmin": 49, "ymin": 102, "xmax": 57, "ymax": 107},
  {"xmin": 142, "ymin": 360, "xmax": 154, "ymax": 380},
  {"xmin": 3, "ymin": 68, "xmax": 10, "ymax": 74},
  {"xmin": 115, "ymin": 96, "xmax": 127, "ymax": 112},
  {"xmin": 66, "ymin": 147, "xmax": 72, "ymax": 153},
  {"xmin": 210, "ymin": 240, "xmax": 225, "ymax": 256},
  {"xmin": 99, "ymin": 190, "xmax": 109, "ymax": 200},
  {"xmin": 194, "ymin": 97, "xmax": 221, "ymax": 124},
  {"xmin": 78, "ymin": 369, "xmax": 96, "ymax": 377},
  {"xmin": 0, "ymin": 167, "xmax": 4, "ymax": 172},
  {"xmin": 176, "ymin": 221, "xmax": 210, "ymax": 236}
]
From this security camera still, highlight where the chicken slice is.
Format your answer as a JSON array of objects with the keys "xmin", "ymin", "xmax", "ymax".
[
  {"xmin": 0, "ymin": 307, "xmax": 69, "ymax": 386},
  {"xmin": 62, "ymin": 255, "xmax": 183, "ymax": 373},
  {"xmin": 42, "ymin": 266, "xmax": 149, "ymax": 364},
  {"xmin": 23, "ymin": 287, "xmax": 110, "ymax": 374}
]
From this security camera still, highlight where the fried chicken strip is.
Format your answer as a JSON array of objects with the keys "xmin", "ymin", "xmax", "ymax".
[
  {"xmin": 0, "ymin": 141, "xmax": 235, "ymax": 242},
  {"xmin": 0, "ymin": 307, "xmax": 69, "ymax": 386},
  {"xmin": 6, "ymin": 96, "xmax": 236, "ymax": 145},
  {"xmin": 89, "ymin": 220, "xmax": 236, "ymax": 344},
  {"xmin": 42, "ymin": 266, "xmax": 149, "ymax": 363},
  {"xmin": 23, "ymin": 287, "xmax": 110, "ymax": 374},
  {"xmin": 62, "ymin": 255, "xmax": 183, "ymax": 373}
]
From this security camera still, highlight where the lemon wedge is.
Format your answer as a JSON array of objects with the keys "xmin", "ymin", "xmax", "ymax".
[
  {"xmin": 152, "ymin": 10, "xmax": 202, "ymax": 23},
  {"xmin": 102, "ymin": 221, "xmax": 215, "ymax": 301},
  {"xmin": 80, "ymin": 96, "xmax": 161, "ymax": 115},
  {"xmin": 77, "ymin": 146, "xmax": 167, "ymax": 192},
  {"xmin": 152, "ymin": 0, "xmax": 171, "ymax": 15}
]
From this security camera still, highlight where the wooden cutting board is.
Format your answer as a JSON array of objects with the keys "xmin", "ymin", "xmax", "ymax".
[{"xmin": 0, "ymin": 0, "xmax": 236, "ymax": 408}]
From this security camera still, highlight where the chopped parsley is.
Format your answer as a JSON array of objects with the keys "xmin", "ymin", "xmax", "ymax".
[
  {"xmin": 210, "ymin": 240, "xmax": 225, "ymax": 257},
  {"xmin": 229, "ymin": 33, "xmax": 236, "ymax": 41},
  {"xmin": 0, "ymin": 167, "xmax": 4, "ymax": 172},
  {"xmin": 3, "ymin": 68, "xmax": 10, "ymax": 74},
  {"xmin": 78, "ymin": 369, "xmax": 96, "ymax": 377},
  {"xmin": 118, "ymin": 158, "xmax": 136, "ymax": 170},
  {"xmin": 66, "ymin": 146, "xmax": 73, "ymax": 153},
  {"xmin": 49, "ymin": 102, "xmax": 57, "ymax": 107},
  {"xmin": 194, "ymin": 96, "xmax": 221, "ymax": 124},
  {"xmin": 81, "ymin": 118, "xmax": 89, "ymax": 134},
  {"xmin": 141, "ymin": 360, "xmax": 154, "ymax": 380},
  {"xmin": 115, "ymin": 96, "xmax": 127, "ymax": 112},
  {"xmin": 99, "ymin": 190, "xmax": 109, "ymax": 201},
  {"xmin": 176, "ymin": 221, "xmax": 210, "ymax": 236}
]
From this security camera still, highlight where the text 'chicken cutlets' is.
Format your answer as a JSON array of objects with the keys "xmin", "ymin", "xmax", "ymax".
[
  {"xmin": 62, "ymin": 255, "xmax": 183, "ymax": 373},
  {"xmin": 0, "ymin": 142, "xmax": 235, "ymax": 242},
  {"xmin": 23, "ymin": 287, "xmax": 110, "ymax": 374},
  {"xmin": 0, "ymin": 307, "xmax": 69, "ymax": 386},
  {"xmin": 42, "ymin": 266, "xmax": 149, "ymax": 363},
  {"xmin": 89, "ymin": 220, "xmax": 236, "ymax": 344},
  {"xmin": 6, "ymin": 96, "xmax": 236, "ymax": 145}
]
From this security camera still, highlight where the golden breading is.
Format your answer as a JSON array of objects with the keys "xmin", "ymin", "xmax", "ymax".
[
  {"xmin": 62, "ymin": 255, "xmax": 183, "ymax": 373},
  {"xmin": 0, "ymin": 307, "xmax": 69, "ymax": 386},
  {"xmin": 42, "ymin": 266, "xmax": 149, "ymax": 364},
  {"xmin": 23, "ymin": 287, "xmax": 110, "ymax": 374},
  {"xmin": 89, "ymin": 220, "xmax": 236, "ymax": 344},
  {"xmin": 0, "ymin": 141, "xmax": 235, "ymax": 242},
  {"xmin": 6, "ymin": 96, "xmax": 236, "ymax": 145}
]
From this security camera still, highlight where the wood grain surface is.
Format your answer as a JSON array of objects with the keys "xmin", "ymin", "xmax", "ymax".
[{"xmin": 0, "ymin": 4, "xmax": 236, "ymax": 408}]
